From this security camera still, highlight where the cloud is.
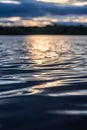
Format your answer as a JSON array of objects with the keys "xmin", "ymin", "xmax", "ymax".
[
  {"xmin": 0, "ymin": 0, "xmax": 21, "ymax": 4},
  {"xmin": 36, "ymin": 0, "xmax": 87, "ymax": 5},
  {"xmin": 1, "ymin": 15, "xmax": 87, "ymax": 26},
  {"xmin": 0, "ymin": 0, "xmax": 87, "ymax": 26},
  {"xmin": 0, "ymin": 1, "xmax": 87, "ymax": 18}
]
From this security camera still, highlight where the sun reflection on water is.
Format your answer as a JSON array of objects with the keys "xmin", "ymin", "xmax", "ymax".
[
  {"xmin": 22, "ymin": 36, "xmax": 71, "ymax": 95},
  {"xmin": 26, "ymin": 35, "xmax": 70, "ymax": 65}
]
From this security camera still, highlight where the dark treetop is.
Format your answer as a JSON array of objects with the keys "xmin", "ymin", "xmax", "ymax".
[{"xmin": 0, "ymin": 24, "xmax": 87, "ymax": 35}]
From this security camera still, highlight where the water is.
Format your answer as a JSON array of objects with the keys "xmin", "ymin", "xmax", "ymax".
[{"xmin": 0, "ymin": 35, "xmax": 87, "ymax": 130}]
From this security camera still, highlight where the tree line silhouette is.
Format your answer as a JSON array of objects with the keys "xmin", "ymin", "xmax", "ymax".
[{"xmin": 0, "ymin": 24, "xmax": 87, "ymax": 35}]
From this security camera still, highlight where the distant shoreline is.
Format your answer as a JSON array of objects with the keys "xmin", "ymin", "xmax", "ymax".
[{"xmin": 0, "ymin": 25, "xmax": 87, "ymax": 35}]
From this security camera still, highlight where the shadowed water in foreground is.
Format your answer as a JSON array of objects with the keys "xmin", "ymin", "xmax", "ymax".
[{"xmin": 0, "ymin": 35, "xmax": 87, "ymax": 130}]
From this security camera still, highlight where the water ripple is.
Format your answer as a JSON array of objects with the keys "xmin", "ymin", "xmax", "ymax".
[{"xmin": 0, "ymin": 35, "xmax": 87, "ymax": 129}]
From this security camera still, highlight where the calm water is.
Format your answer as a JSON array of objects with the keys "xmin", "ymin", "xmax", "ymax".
[{"xmin": 0, "ymin": 35, "xmax": 87, "ymax": 130}]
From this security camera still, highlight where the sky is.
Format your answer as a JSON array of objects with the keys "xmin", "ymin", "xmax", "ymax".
[{"xmin": 0, "ymin": 0, "xmax": 87, "ymax": 26}]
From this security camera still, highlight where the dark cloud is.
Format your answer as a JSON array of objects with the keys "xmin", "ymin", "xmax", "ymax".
[{"xmin": 0, "ymin": 0, "xmax": 87, "ymax": 18}]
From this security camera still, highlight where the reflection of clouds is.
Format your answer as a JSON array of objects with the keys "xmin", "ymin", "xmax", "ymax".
[
  {"xmin": 26, "ymin": 35, "xmax": 69, "ymax": 64},
  {"xmin": 0, "ymin": 87, "xmax": 42, "ymax": 98},
  {"xmin": 0, "ymin": 80, "xmax": 63, "ymax": 98},
  {"xmin": 48, "ymin": 110, "xmax": 87, "ymax": 115},
  {"xmin": 48, "ymin": 90, "xmax": 87, "ymax": 97}
]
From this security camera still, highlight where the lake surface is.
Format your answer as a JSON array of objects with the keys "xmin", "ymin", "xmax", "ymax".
[{"xmin": 0, "ymin": 35, "xmax": 87, "ymax": 130}]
